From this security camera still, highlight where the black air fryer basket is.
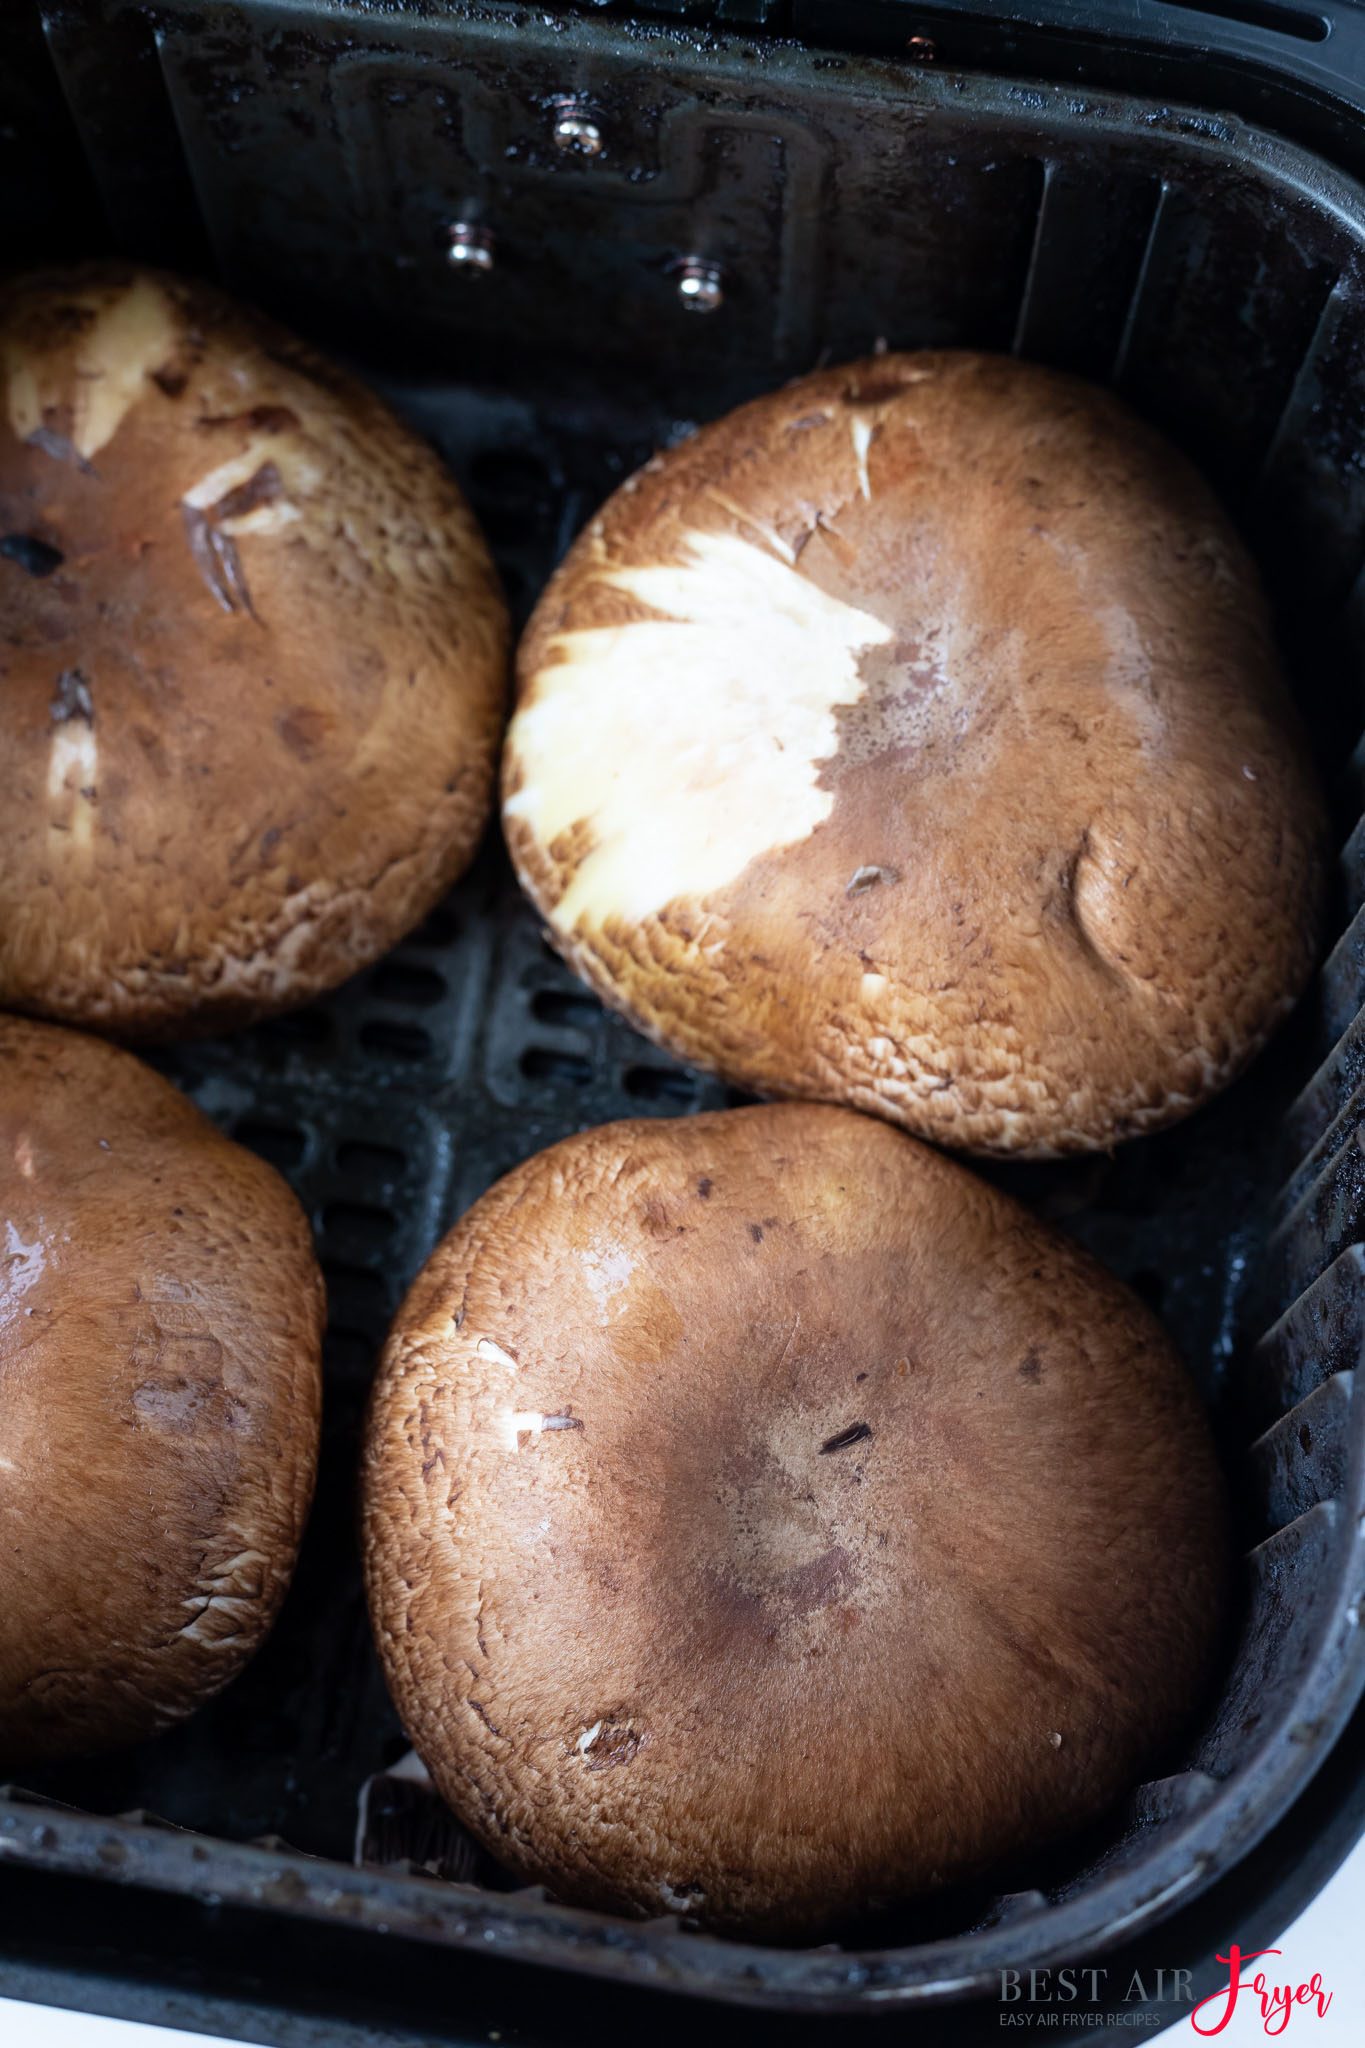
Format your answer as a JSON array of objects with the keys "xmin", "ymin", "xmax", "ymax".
[{"xmin": 4, "ymin": 1, "xmax": 1365, "ymax": 2040}]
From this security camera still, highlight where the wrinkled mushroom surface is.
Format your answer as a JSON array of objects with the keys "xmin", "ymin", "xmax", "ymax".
[{"xmin": 504, "ymin": 353, "xmax": 1324, "ymax": 1156}]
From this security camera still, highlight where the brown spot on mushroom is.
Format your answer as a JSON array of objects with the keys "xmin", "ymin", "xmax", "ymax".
[
  {"xmin": 130, "ymin": 1336, "xmax": 228, "ymax": 1433},
  {"xmin": 247, "ymin": 404, "xmax": 299, "ymax": 435},
  {"xmin": 275, "ymin": 706, "xmax": 332, "ymax": 759},
  {"xmin": 1018, "ymin": 1350, "xmax": 1044, "ymax": 1384},
  {"xmin": 780, "ymin": 1545, "xmax": 855, "ymax": 1616},
  {"xmin": 578, "ymin": 1719, "xmax": 647, "ymax": 1771}
]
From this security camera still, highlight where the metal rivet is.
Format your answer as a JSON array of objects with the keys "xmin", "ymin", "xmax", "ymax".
[
  {"xmin": 445, "ymin": 222, "xmax": 495, "ymax": 273},
  {"xmin": 676, "ymin": 258, "xmax": 724, "ymax": 314},
  {"xmin": 551, "ymin": 104, "xmax": 603, "ymax": 157}
]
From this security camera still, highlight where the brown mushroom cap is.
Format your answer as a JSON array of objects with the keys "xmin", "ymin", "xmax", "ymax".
[
  {"xmin": 0, "ymin": 1016, "xmax": 324, "ymax": 1763},
  {"xmin": 0, "ymin": 264, "xmax": 508, "ymax": 1038},
  {"xmin": 362, "ymin": 1104, "xmax": 1230, "ymax": 1940},
  {"xmin": 504, "ymin": 352, "xmax": 1325, "ymax": 1156}
]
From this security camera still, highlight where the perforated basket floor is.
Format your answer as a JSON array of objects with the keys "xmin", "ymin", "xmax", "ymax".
[{"xmin": 3, "ymin": 0, "xmax": 1365, "ymax": 2020}]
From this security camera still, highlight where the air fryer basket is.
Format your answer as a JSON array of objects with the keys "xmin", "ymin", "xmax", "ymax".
[{"xmin": 4, "ymin": 0, "xmax": 1365, "ymax": 2022}]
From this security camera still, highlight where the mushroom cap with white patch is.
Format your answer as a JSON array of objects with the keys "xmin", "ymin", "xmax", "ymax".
[
  {"xmin": 0, "ymin": 1014, "xmax": 323, "ymax": 1763},
  {"xmin": 0, "ymin": 264, "xmax": 508, "ymax": 1038},
  {"xmin": 503, "ymin": 351, "xmax": 1326, "ymax": 1157},
  {"xmin": 360, "ymin": 1102, "xmax": 1231, "ymax": 1940}
]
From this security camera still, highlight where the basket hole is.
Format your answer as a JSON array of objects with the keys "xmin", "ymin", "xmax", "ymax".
[
  {"xmin": 336, "ymin": 1139, "xmax": 407, "ymax": 1181},
  {"xmin": 530, "ymin": 987, "xmax": 602, "ymax": 1029},
  {"xmin": 369, "ymin": 961, "xmax": 447, "ymax": 1008},
  {"xmin": 232, "ymin": 1119, "xmax": 307, "ymax": 1169},
  {"xmin": 521, "ymin": 1045, "xmax": 592, "ymax": 1086},
  {"xmin": 469, "ymin": 446, "xmax": 552, "ymax": 504},
  {"xmin": 322, "ymin": 1261, "xmax": 389, "ymax": 1308},
  {"xmin": 479, "ymin": 503, "xmax": 535, "ymax": 546},
  {"xmin": 257, "ymin": 1007, "xmax": 332, "ymax": 1048},
  {"xmin": 322, "ymin": 1201, "xmax": 399, "ymax": 1247},
  {"xmin": 622, "ymin": 1065, "xmax": 697, "ymax": 1104},
  {"xmin": 406, "ymin": 907, "xmax": 459, "ymax": 949},
  {"xmin": 360, "ymin": 1020, "xmax": 433, "ymax": 1062}
]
